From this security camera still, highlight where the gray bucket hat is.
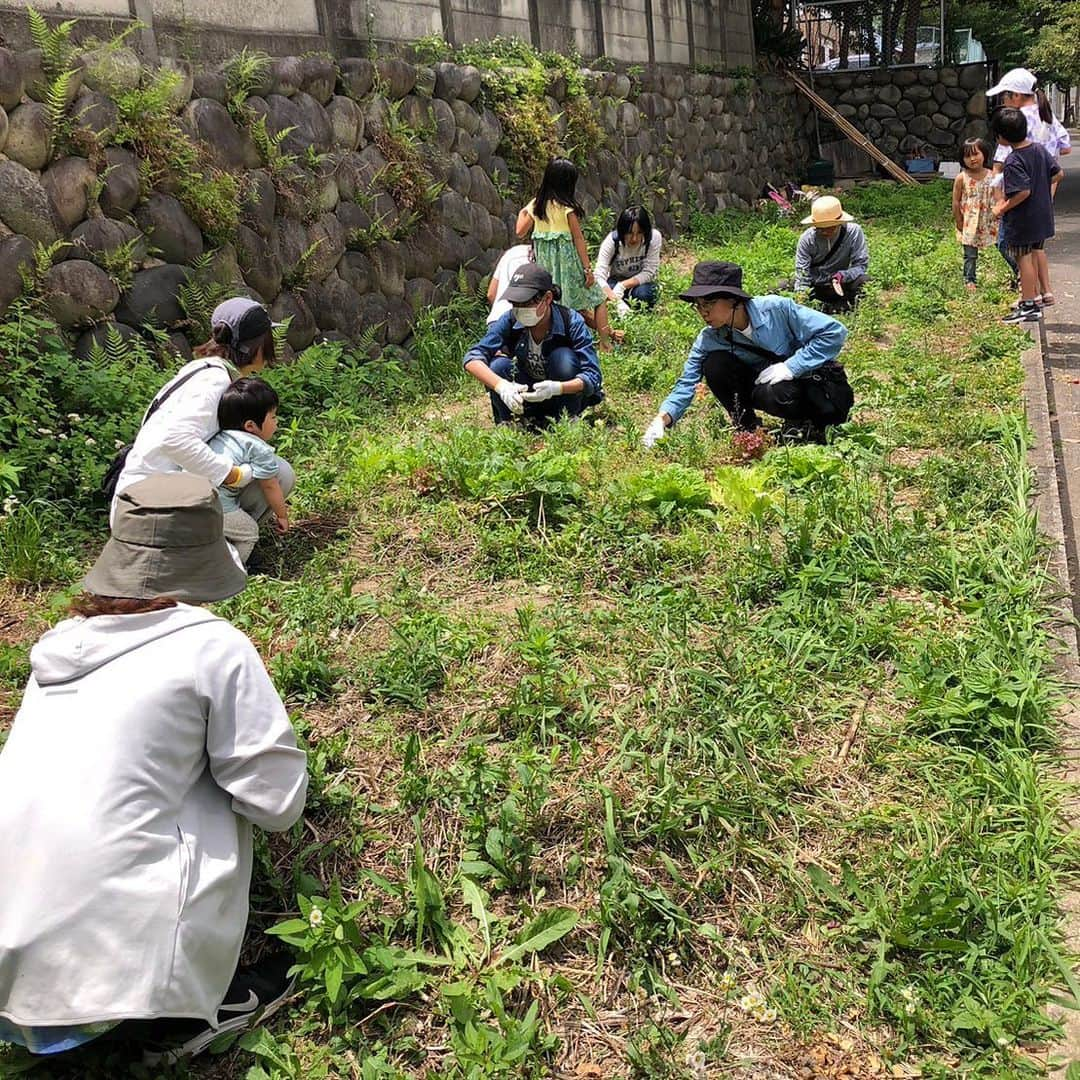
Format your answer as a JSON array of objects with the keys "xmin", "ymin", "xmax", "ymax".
[{"xmin": 84, "ymin": 474, "xmax": 247, "ymax": 603}]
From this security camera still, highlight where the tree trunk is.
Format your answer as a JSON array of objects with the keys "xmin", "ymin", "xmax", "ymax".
[{"xmin": 898, "ymin": 0, "xmax": 921, "ymax": 63}]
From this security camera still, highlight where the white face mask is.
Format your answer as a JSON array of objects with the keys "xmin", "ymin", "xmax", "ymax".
[{"xmin": 513, "ymin": 304, "xmax": 543, "ymax": 327}]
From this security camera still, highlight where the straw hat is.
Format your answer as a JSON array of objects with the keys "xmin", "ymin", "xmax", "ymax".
[
  {"xmin": 801, "ymin": 195, "xmax": 854, "ymax": 227},
  {"xmin": 83, "ymin": 474, "xmax": 247, "ymax": 603}
]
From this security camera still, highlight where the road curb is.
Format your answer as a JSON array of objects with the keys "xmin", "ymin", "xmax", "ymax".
[
  {"xmin": 1024, "ymin": 326, "xmax": 1080, "ymax": 1075},
  {"xmin": 1024, "ymin": 328, "xmax": 1080, "ymax": 682}
]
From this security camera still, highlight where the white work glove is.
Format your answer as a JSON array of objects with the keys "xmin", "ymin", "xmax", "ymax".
[
  {"xmin": 521, "ymin": 379, "xmax": 562, "ymax": 403},
  {"xmin": 495, "ymin": 378, "xmax": 528, "ymax": 415},
  {"xmin": 616, "ymin": 300, "xmax": 632, "ymax": 318},
  {"xmin": 755, "ymin": 362, "xmax": 794, "ymax": 387},
  {"xmin": 642, "ymin": 415, "xmax": 667, "ymax": 449},
  {"xmin": 224, "ymin": 462, "xmax": 254, "ymax": 490},
  {"xmin": 612, "ymin": 282, "xmax": 626, "ymax": 300}
]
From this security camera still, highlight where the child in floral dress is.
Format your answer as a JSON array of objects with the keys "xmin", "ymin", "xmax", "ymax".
[{"xmin": 952, "ymin": 137, "xmax": 998, "ymax": 291}]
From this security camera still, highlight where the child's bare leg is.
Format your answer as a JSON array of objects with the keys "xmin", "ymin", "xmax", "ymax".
[
  {"xmin": 1018, "ymin": 252, "xmax": 1039, "ymax": 302},
  {"xmin": 590, "ymin": 303, "xmax": 621, "ymax": 351},
  {"xmin": 1034, "ymin": 248, "xmax": 1052, "ymax": 298}
]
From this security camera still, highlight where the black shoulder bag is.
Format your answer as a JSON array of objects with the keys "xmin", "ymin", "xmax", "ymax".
[
  {"xmin": 101, "ymin": 363, "xmax": 218, "ymax": 500},
  {"xmin": 726, "ymin": 331, "xmax": 854, "ymax": 426}
]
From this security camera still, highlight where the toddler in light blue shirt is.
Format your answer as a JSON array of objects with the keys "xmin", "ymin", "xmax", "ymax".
[{"xmin": 208, "ymin": 378, "xmax": 289, "ymax": 563}]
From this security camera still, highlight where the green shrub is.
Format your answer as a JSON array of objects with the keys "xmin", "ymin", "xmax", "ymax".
[{"xmin": 0, "ymin": 304, "xmax": 164, "ymax": 516}]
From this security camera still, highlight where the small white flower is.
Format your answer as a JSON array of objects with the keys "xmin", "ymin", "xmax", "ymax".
[
  {"xmin": 37, "ymin": 427, "xmax": 52, "ymax": 435},
  {"xmin": 904, "ymin": 1002, "xmax": 916, "ymax": 1016},
  {"xmin": 85, "ymin": 437, "xmax": 96, "ymax": 446},
  {"xmin": 67, "ymin": 413, "xmax": 81, "ymax": 422},
  {"xmin": 309, "ymin": 907, "xmax": 324, "ymax": 928},
  {"xmin": 756, "ymin": 1006, "xmax": 777, "ymax": 1024},
  {"xmin": 3, "ymin": 495, "xmax": 18, "ymax": 514},
  {"xmin": 114, "ymin": 439, "xmax": 125, "ymax": 449},
  {"xmin": 58, "ymin": 433, "xmax": 68, "ymax": 440},
  {"xmin": 739, "ymin": 990, "xmax": 766, "ymax": 1013},
  {"xmin": 48, "ymin": 454, "xmax": 60, "ymax": 464},
  {"xmin": 719, "ymin": 970, "xmax": 737, "ymax": 993},
  {"xmin": 687, "ymin": 1048, "xmax": 707, "ymax": 1077},
  {"xmin": 900, "ymin": 985, "xmax": 917, "ymax": 1001}
]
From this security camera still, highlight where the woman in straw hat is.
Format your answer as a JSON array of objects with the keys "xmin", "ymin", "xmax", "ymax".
[
  {"xmin": 0, "ymin": 474, "xmax": 307, "ymax": 1064},
  {"xmin": 792, "ymin": 195, "xmax": 869, "ymax": 313}
]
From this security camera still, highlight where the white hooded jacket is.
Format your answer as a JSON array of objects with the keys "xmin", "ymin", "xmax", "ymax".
[{"xmin": 0, "ymin": 604, "xmax": 308, "ymax": 1027}]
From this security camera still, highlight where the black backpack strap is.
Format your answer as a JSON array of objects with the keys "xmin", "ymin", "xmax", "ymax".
[
  {"xmin": 809, "ymin": 224, "xmax": 848, "ymax": 270},
  {"xmin": 141, "ymin": 362, "xmax": 220, "ymax": 426}
]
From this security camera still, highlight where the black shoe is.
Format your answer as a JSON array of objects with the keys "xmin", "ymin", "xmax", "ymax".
[
  {"xmin": 777, "ymin": 422, "xmax": 828, "ymax": 445},
  {"xmin": 1002, "ymin": 304, "xmax": 1042, "ymax": 325},
  {"xmin": 141, "ymin": 953, "xmax": 296, "ymax": 1066}
]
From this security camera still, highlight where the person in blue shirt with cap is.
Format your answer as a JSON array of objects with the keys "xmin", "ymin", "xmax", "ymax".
[
  {"xmin": 643, "ymin": 261, "xmax": 853, "ymax": 447},
  {"xmin": 464, "ymin": 264, "xmax": 603, "ymax": 428}
]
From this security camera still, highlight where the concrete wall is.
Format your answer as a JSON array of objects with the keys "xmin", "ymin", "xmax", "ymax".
[{"xmin": 0, "ymin": 0, "xmax": 756, "ymax": 69}]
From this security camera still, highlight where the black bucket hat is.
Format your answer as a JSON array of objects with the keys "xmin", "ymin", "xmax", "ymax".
[{"xmin": 678, "ymin": 261, "xmax": 751, "ymax": 302}]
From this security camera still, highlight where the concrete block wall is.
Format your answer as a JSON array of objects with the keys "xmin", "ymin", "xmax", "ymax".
[{"xmin": 0, "ymin": 0, "xmax": 756, "ymax": 71}]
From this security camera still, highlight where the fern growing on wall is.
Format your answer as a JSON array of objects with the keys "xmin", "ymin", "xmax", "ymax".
[{"xmin": 26, "ymin": 6, "xmax": 77, "ymax": 78}]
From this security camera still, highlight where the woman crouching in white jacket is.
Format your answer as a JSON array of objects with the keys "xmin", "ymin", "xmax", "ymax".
[
  {"xmin": 110, "ymin": 296, "xmax": 295, "ymax": 564},
  {"xmin": 0, "ymin": 473, "xmax": 308, "ymax": 1064}
]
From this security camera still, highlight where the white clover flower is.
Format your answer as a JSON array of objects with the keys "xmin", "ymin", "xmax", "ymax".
[{"xmin": 309, "ymin": 907, "xmax": 324, "ymax": 928}]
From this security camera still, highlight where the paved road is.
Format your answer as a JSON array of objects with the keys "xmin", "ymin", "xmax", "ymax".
[
  {"xmin": 1035, "ymin": 156, "xmax": 1080, "ymax": 1075},
  {"xmin": 1038, "ymin": 169, "xmax": 1080, "ymax": 630}
]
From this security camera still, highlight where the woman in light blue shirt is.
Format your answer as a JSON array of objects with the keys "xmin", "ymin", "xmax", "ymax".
[{"xmin": 643, "ymin": 261, "xmax": 853, "ymax": 447}]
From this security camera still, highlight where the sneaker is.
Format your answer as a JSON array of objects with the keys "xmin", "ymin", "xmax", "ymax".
[
  {"xmin": 142, "ymin": 953, "xmax": 297, "ymax": 1066},
  {"xmin": 1002, "ymin": 304, "xmax": 1043, "ymax": 324},
  {"xmin": 1009, "ymin": 295, "xmax": 1042, "ymax": 312}
]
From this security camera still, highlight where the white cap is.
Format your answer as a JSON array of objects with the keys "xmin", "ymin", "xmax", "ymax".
[{"xmin": 987, "ymin": 68, "xmax": 1037, "ymax": 97}]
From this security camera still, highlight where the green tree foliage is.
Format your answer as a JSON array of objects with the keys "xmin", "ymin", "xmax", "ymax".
[
  {"xmin": 1028, "ymin": 0, "xmax": 1080, "ymax": 86},
  {"xmin": 948, "ymin": 0, "xmax": 1054, "ymax": 68}
]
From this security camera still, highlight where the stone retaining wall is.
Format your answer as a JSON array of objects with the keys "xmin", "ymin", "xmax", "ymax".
[
  {"xmin": 811, "ymin": 63, "xmax": 987, "ymax": 164},
  {"xmin": 0, "ymin": 45, "xmax": 811, "ymax": 361}
]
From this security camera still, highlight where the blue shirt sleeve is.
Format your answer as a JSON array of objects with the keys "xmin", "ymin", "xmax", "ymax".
[
  {"xmin": 1003, "ymin": 154, "xmax": 1031, "ymax": 198},
  {"xmin": 659, "ymin": 328, "xmax": 710, "ymax": 424},
  {"xmin": 464, "ymin": 312, "xmax": 513, "ymax": 369},
  {"xmin": 779, "ymin": 299, "xmax": 847, "ymax": 378},
  {"xmin": 565, "ymin": 310, "xmax": 602, "ymax": 397}
]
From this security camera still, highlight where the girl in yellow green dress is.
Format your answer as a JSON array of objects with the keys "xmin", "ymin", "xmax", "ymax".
[{"xmin": 516, "ymin": 158, "xmax": 615, "ymax": 350}]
